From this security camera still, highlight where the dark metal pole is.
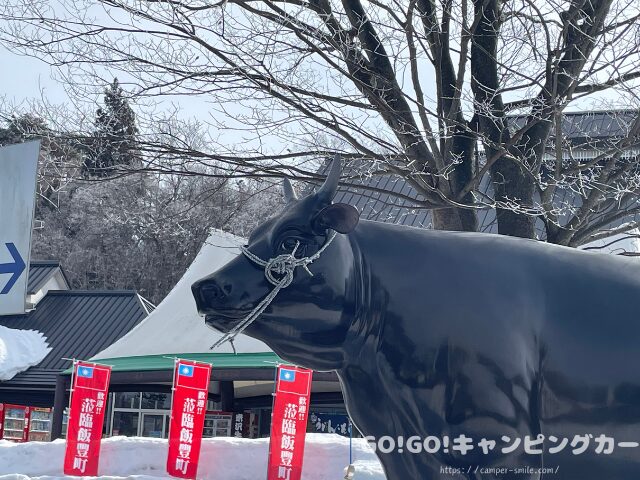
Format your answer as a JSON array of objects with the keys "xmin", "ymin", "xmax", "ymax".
[
  {"xmin": 220, "ymin": 381, "xmax": 234, "ymax": 411},
  {"xmin": 51, "ymin": 374, "xmax": 68, "ymax": 440}
]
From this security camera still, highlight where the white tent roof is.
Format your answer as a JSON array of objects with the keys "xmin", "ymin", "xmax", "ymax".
[{"xmin": 93, "ymin": 230, "xmax": 270, "ymax": 359}]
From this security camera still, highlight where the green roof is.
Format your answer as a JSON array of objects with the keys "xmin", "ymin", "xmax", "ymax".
[{"xmin": 62, "ymin": 352, "xmax": 283, "ymax": 374}]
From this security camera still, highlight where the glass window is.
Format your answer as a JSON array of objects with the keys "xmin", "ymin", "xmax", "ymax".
[
  {"xmin": 141, "ymin": 392, "xmax": 171, "ymax": 410},
  {"xmin": 5, "ymin": 407, "xmax": 25, "ymax": 419},
  {"xmin": 141, "ymin": 414, "xmax": 166, "ymax": 438},
  {"xmin": 62, "ymin": 410, "xmax": 68, "ymax": 438},
  {"xmin": 112, "ymin": 411, "xmax": 139, "ymax": 436},
  {"xmin": 113, "ymin": 392, "xmax": 140, "ymax": 409}
]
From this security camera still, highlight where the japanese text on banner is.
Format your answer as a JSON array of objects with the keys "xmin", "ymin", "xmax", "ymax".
[
  {"xmin": 166, "ymin": 360, "xmax": 212, "ymax": 479},
  {"xmin": 63, "ymin": 361, "xmax": 111, "ymax": 476},
  {"xmin": 267, "ymin": 365, "xmax": 313, "ymax": 480}
]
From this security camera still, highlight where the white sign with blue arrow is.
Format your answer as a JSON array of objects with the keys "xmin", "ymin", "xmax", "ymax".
[{"xmin": 0, "ymin": 141, "xmax": 40, "ymax": 316}]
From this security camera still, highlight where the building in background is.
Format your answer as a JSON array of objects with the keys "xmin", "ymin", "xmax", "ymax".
[
  {"xmin": 25, "ymin": 261, "xmax": 70, "ymax": 306},
  {"xmin": 0, "ymin": 261, "xmax": 150, "ymax": 441}
]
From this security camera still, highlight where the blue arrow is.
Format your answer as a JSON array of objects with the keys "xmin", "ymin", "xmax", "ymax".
[{"xmin": 0, "ymin": 243, "xmax": 26, "ymax": 295}]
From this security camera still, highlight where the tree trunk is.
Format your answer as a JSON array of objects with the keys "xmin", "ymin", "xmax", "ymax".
[
  {"xmin": 432, "ymin": 208, "xmax": 463, "ymax": 230},
  {"xmin": 489, "ymin": 158, "xmax": 536, "ymax": 238},
  {"xmin": 471, "ymin": 0, "xmax": 536, "ymax": 239},
  {"xmin": 432, "ymin": 206, "xmax": 477, "ymax": 231}
]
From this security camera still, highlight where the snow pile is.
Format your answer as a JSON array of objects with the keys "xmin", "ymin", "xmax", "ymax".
[
  {"xmin": 93, "ymin": 229, "xmax": 269, "ymax": 359},
  {"xmin": 0, "ymin": 325, "xmax": 51, "ymax": 381},
  {"xmin": 0, "ymin": 434, "xmax": 385, "ymax": 479}
]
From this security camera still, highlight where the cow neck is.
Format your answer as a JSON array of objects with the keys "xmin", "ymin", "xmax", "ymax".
[{"xmin": 342, "ymin": 233, "xmax": 384, "ymax": 365}]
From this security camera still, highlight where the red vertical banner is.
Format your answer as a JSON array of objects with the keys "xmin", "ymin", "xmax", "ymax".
[
  {"xmin": 63, "ymin": 361, "xmax": 111, "ymax": 476},
  {"xmin": 0, "ymin": 403, "xmax": 4, "ymax": 439},
  {"xmin": 166, "ymin": 359, "xmax": 212, "ymax": 479},
  {"xmin": 267, "ymin": 365, "xmax": 313, "ymax": 480}
]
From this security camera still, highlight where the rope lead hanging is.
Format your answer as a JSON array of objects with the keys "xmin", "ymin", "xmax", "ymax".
[{"xmin": 210, "ymin": 231, "xmax": 337, "ymax": 350}]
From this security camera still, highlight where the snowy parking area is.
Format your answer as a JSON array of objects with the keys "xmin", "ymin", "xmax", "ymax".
[{"xmin": 0, "ymin": 434, "xmax": 385, "ymax": 479}]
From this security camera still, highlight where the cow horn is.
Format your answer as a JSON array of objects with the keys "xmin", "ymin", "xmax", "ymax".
[
  {"xmin": 316, "ymin": 153, "xmax": 341, "ymax": 202},
  {"xmin": 283, "ymin": 177, "xmax": 297, "ymax": 203}
]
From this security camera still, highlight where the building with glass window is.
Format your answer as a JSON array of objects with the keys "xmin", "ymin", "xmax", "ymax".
[
  {"xmin": 48, "ymin": 230, "xmax": 347, "ymax": 441},
  {"xmin": 55, "ymin": 353, "xmax": 345, "ymax": 440}
]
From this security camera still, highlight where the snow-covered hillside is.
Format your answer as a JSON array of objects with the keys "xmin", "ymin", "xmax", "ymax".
[{"xmin": 0, "ymin": 434, "xmax": 385, "ymax": 479}]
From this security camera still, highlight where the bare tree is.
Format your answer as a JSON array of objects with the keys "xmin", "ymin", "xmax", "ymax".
[
  {"xmin": 30, "ymin": 170, "xmax": 282, "ymax": 303},
  {"xmin": 1, "ymin": 0, "xmax": 639, "ymax": 244},
  {"xmin": 1, "ymin": 110, "xmax": 284, "ymax": 303},
  {"xmin": 0, "ymin": 113, "xmax": 83, "ymax": 209}
]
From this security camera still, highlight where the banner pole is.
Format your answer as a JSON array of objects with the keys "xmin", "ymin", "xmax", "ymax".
[
  {"xmin": 265, "ymin": 363, "xmax": 280, "ymax": 480},
  {"xmin": 344, "ymin": 418, "xmax": 356, "ymax": 479},
  {"xmin": 167, "ymin": 358, "xmax": 178, "ymax": 443},
  {"xmin": 67, "ymin": 359, "xmax": 77, "ymax": 424}
]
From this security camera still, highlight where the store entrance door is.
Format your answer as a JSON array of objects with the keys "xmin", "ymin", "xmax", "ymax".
[
  {"xmin": 111, "ymin": 411, "xmax": 139, "ymax": 437},
  {"xmin": 140, "ymin": 413, "xmax": 169, "ymax": 438}
]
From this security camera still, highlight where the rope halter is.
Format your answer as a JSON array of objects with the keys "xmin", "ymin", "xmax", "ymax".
[{"xmin": 209, "ymin": 230, "xmax": 337, "ymax": 350}]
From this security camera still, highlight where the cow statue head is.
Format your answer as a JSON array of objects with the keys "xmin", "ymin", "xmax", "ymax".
[{"xmin": 192, "ymin": 156, "xmax": 361, "ymax": 370}]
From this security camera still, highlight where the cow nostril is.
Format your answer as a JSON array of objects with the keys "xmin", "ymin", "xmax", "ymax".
[{"xmin": 202, "ymin": 282, "xmax": 227, "ymax": 302}]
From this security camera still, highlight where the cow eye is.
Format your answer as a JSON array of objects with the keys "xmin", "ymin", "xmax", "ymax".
[{"xmin": 280, "ymin": 238, "xmax": 300, "ymax": 252}]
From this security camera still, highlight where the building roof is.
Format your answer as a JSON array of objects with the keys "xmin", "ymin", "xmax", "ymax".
[
  {"xmin": 0, "ymin": 290, "xmax": 148, "ymax": 389},
  {"xmin": 27, "ymin": 261, "xmax": 69, "ymax": 294},
  {"xmin": 332, "ymin": 165, "xmax": 434, "ymax": 228},
  {"xmin": 333, "ymin": 164, "xmax": 639, "ymax": 237},
  {"xmin": 511, "ymin": 109, "xmax": 640, "ymax": 148},
  {"xmin": 65, "ymin": 352, "xmax": 282, "ymax": 374},
  {"xmin": 330, "ymin": 110, "xmax": 640, "ymax": 236}
]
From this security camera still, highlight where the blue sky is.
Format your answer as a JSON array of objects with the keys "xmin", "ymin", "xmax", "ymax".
[{"xmin": 1, "ymin": 50, "xmax": 68, "ymax": 105}]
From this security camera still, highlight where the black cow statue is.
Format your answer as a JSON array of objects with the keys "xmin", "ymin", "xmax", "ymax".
[{"xmin": 192, "ymin": 157, "xmax": 640, "ymax": 479}]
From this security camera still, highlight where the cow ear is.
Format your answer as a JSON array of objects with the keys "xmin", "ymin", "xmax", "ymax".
[{"xmin": 313, "ymin": 203, "xmax": 359, "ymax": 234}]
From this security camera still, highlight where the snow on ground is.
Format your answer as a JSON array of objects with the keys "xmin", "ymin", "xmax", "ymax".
[
  {"xmin": 0, "ymin": 434, "xmax": 385, "ymax": 479},
  {"xmin": 0, "ymin": 325, "xmax": 51, "ymax": 381}
]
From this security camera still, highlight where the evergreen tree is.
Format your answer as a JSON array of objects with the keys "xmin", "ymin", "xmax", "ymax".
[{"xmin": 84, "ymin": 78, "xmax": 139, "ymax": 177}]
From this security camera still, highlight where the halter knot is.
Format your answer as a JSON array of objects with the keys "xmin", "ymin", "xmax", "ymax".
[{"xmin": 264, "ymin": 254, "xmax": 297, "ymax": 288}]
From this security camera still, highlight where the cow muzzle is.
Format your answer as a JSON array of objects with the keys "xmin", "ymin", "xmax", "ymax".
[
  {"xmin": 192, "ymin": 277, "xmax": 232, "ymax": 314},
  {"xmin": 192, "ymin": 276, "xmax": 257, "ymax": 329}
]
